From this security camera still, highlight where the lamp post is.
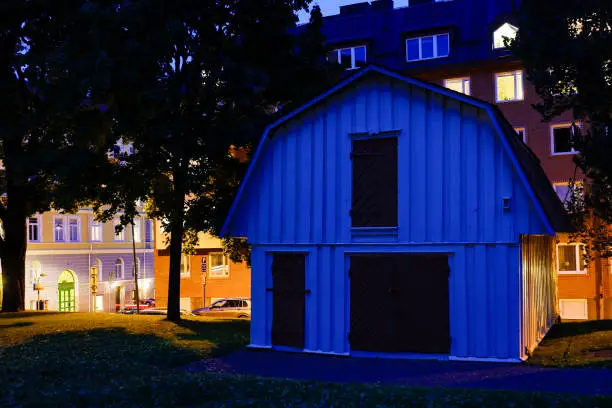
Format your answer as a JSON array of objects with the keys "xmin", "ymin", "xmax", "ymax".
[{"xmin": 33, "ymin": 272, "xmax": 47, "ymax": 310}]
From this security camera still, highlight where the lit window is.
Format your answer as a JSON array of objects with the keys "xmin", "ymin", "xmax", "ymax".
[
  {"xmin": 553, "ymin": 181, "xmax": 583, "ymax": 210},
  {"xmin": 180, "ymin": 254, "xmax": 190, "ymax": 278},
  {"xmin": 209, "ymin": 253, "xmax": 229, "ymax": 278},
  {"xmin": 133, "ymin": 218, "xmax": 141, "ymax": 243},
  {"xmin": 327, "ymin": 45, "xmax": 366, "ymax": 70},
  {"xmin": 493, "ymin": 23, "xmax": 518, "ymax": 49},
  {"xmin": 495, "ymin": 71, "xmax": 524, "ymax": 102},
  {"xmin": 514, "ymin": 127, "xmax": 527, "ymax": 143},
  {"xmin": 114, "ymin": 219, "xmax": 125, "ymax": 241},
  {"xmin": 114, "ymin": 258, "xmax": 124, "ymax": 280},
  {"xmin": 54, "ymin": 217, "xmax": 65, "ymax": 242},
  {"xmin": 28, "ymin": 216, "xmax": 40, "ymax": 242},
  {"xmin": 557, "ymin": 244, "xmax": 586, "ymax": 274},
  {"xmin": 68, "ymin": 217, "xmax": 80, "ymax": 242},
  {"xmin": 406, "ymin": 33, "xmax": 450, "ymax": 62},
  {"xmin": 90, "ymin": 219, "xmax": 102, "ymax": 242},
  {"xmin": 444, "ymin": 77, "xmax": 470, "ymax": 95},
  {"xmin": 551, "ymin": 124, "xmax": 580, "ymax": 155},
  {"xmin": 29, "ymin": 261, "xmax": 41, "ymax": 283}
]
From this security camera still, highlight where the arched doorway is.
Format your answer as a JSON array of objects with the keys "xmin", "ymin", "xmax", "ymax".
[{"xmin": 58, "ymin": 270, "xmax": 76, "ymax": 312}]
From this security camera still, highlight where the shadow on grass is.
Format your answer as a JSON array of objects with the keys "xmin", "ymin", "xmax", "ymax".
[
  {"xmin": 0, "ymin": 311, "xmax": 65, "ymax": 319},
  {"xmin": 172, "ymin": 317, "xmax": 250, "ymax": 355},
  {"xmin": 544, "ymin": 320, "xmax": 612, "ymax": 340},
  {"xmin": 0, "ymin": 321, "xmax": 34, "ymax": 329}
]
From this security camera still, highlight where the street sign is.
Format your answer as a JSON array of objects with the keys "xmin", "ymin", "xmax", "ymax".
[{"xmin": 201, "ymin": 257, "xmax": 207, "ymax": 273}]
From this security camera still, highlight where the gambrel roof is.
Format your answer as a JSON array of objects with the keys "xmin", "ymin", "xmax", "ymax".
[{"xmin": 221, "ymin": 65, "xmax": 572, "ymax": 237}]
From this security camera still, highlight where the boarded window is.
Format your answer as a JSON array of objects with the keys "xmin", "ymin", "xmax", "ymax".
[{"xmin": 351, "ymin": 138, "xmax": 398, "ymax": 227}]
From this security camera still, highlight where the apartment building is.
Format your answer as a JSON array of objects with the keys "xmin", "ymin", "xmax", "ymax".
[
  {"xmin": 153, "ymin": 222, "xmax": 250, "ymax": 311},
  {"xmin": 23, "ymin": 209, "xmax": 155, "ymax": 312},
  {"xmin": 314, "ymin": 0, "xmax": 608, "ymax": 319}
]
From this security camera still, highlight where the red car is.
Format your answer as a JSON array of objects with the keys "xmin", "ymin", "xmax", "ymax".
[{"xmin": 120, "ymin": 299, "xmax": 155, "ymax": 314}]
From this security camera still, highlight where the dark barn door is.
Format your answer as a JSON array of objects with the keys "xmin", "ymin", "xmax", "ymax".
[
  {"xmin": 350, "ymin": 254, "xmax": 450, "ymax": 354},
  {"xmin": 271, "ymin": 253, "xmax": 306, "ymax": 349}
]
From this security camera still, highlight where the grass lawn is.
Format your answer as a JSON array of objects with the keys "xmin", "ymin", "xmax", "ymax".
[
  {"xmin": 529, "ymin": 320, "xmax": 612, "ymax": 368},
  {"xmin": 1, "ymin": 312, "xmax": 612, "ymax": 407}
]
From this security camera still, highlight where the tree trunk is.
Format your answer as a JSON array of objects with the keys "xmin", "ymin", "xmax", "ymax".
[
  {"xmin": 166, "ymin": 213, "xmax": 184, "ymax": 321},
  {"xmin": 1, "ymin": 214, "xmax": 27, "ymax": 312},
  {"xmin": 131, "ymin": 221, "xmax": 140, "ymax": 314},
  {"xmin": 166, "ymin": 167, "xmax": 186, "ymax": 322}
]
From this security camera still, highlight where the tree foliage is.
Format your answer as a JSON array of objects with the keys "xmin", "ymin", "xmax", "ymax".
[
  {"xmin": 512, "ymin": 1, "xmax": 612, "ymax": 257},
  {"xmin": 0, "ymin": 1, "xmax": 117, "ymax": 311},
  {"xmin": 93, "ymin": 2, "xmax": 337, "ymax": 320}
]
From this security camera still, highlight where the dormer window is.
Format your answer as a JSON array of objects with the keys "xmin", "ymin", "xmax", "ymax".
[
  {"xmin": 406, "ymin": 33, "xmax": 449, "ymax": 62},
  {"xmin": 327, "ymin": 46, "xmax": 367, "ymax": 70},
  {"xmin": 493, "ymin": 23, "xmax": 518, "ymax": 49}
]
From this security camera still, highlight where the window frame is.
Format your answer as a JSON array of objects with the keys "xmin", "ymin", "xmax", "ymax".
[
  {"xmin": 495, "ymin": 70, "xmax": 524, "ymax": 102},
  {"xmin": 27, "ymin": 215, "xmax": 42, "ymax": 243},
  {"xmin": 29, "ymin": 260, "xmax": 42, "ymax": 284},
  {"xmin": 113, "ymin": 218, "xmax": 125, "ymax": 242},
  {"xmin": 514, "ymin": 127, "xmax": 527, "ymax": 143},
  {"xmin": 133, "ymin": 218, "xmax": 142, "ymax": 243},
  {"xmin": 492, "ymin": 22, "xmax": 519, "ymax": 50},
  {"xmin": 328, "ymin": 45, "xmax": 367, "ymax": 70},
  {"xmin": 90, "ymin": 217, "xmax": 103, "ymax": 242},
  {"xmin": 550, "ymin": 123, "xmax": 581, "ymax": 156},
  {"xmin": 559, "ymin": 299, "xmax": 588, "ymax": 320},
  {"xmin": 405, "ymin": 33, "xmax": 450, "ymax": 62},
  {"xmin": 180, "ymin": 254, "xmax": 191, "ymax": 278},
  {"xmin": 556, "ymin": 243, "xmax": 587, "ymax": 275},
  {"xmin": 114, "ymin": 258, "xmax": 124, "ymax": 280},
  {"xmin": 443, "ymin": 77, "xmax": 471, "ymax": 95},
  {"xmin": 209, "ymin": 252, "xmax": 230, "ymax": 279},
  {"xmin": 67, "ymin": 216, "xmax": 81, "ymax": 242},
  {"xmin": 54, "ymin": 216, "xmax": 66, "ymax": 242}
]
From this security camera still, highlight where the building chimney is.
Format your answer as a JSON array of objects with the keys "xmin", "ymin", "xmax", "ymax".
[
  {"xmin": 339, "ymin": 2, "xmax": 371, "ymax": 16},
  {"xmin": 371, "ymin": 0, "xmax": 394, "ymax": 12}
]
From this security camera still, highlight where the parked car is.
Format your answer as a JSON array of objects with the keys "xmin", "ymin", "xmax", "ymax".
[
  {"xmin": 139, "ymin": 307, "xmax": 194, "ymax": 316},
  {"xmin": 192, "ymin": 298, "xmax": 251, "ymax": 319},
  {"xmin": 122, "ymin": 301, "xmax": 154, "ymax": 314}
]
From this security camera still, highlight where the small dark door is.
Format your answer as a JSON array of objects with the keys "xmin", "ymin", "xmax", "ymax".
[
  {"xmin": 271, "ymin": 253, "xmax": 306, "ymax": 348},
  {"xmin": 349, "ymin": 254, "xmax": 450, "ymax": 354}
]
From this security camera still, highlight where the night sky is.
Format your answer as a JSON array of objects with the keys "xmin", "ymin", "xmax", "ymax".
[{"xmin": 298, "ymin": 0, "xmax": 409, "ymax": 23}]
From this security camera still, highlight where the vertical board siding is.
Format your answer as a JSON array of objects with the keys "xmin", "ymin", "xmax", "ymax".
[
  {"xmin": 521, "ymin": 235, "xmax": 557, "ymax": 355},
  {"xmin": 254, "ymin": 244, "xmax": 521, "ymax": 360},
  {"xmin": 233, "ymin": 75, "xmax": 548, "ymax": 244}
]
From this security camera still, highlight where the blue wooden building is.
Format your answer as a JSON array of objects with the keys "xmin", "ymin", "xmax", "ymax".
[{"xmin": 221, "ymin": 66, "xmax": 570, "ymax": 362}]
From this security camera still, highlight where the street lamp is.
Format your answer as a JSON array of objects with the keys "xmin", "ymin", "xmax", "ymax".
[{"xmin": 33, "ymin": 272, "xmax": 47, "ymax": 310}]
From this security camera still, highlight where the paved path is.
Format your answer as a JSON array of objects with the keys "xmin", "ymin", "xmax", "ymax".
[{"xmin": 186, "ymin": 349, "xmax": 612, "ymax": 395}]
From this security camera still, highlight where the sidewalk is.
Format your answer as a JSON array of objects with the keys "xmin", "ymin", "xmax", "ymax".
[{"xmin": 186, "ymin": 349, "xmax": 612, "ymax": 395}]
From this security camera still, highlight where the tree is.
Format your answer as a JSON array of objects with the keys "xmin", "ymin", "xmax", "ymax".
[
  {"xmin": 94, "ymin": 2, "xmax": 338, "ymax": 321},
  {"xmin": 0, "ymin": 1, "xmax": 117, "ymax": 311},
  {"xmin": 512, "ymin": 1, "xmax": 612, "ymax": 258}
]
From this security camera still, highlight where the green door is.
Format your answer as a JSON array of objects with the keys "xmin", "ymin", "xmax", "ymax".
[{"xmin": 58, "ymin": 270, "xmax": 76, "ymax": 312}]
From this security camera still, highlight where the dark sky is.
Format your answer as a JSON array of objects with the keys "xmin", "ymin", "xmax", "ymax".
[{"xmin": 297, "ymin": 1, "xmax": 409, "ymax": 23}]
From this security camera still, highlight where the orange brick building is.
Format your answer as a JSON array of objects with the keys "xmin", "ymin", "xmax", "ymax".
[{"xmin": 153, "ymin": 223, "xmax": 250, "ymax": 311}]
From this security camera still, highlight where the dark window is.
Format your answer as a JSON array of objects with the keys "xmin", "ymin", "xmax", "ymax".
[
  {"xmin": 552, "ymin": 126, "xmax": 575, "ymax": 154},
  {"xmin": 351, "ymin": 138, "xmax": 398, "ymax": 227}
]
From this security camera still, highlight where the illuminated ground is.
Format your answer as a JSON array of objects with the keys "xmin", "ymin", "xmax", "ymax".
[{"xmin": 1, "ymin": 312, "xmax": 612, "ymax": 407}]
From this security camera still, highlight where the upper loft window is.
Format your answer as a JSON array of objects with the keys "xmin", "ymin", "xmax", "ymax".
[
  {"xmin": 493, "ymin": 22, "xmax": 518, "ymax": 49},
  {"xmin": 495, "ymin": 70, "xmax": 524, "ymax": 102},
  {"xmin": 406, "ymin": 33, "xmax": 449, "ymax": 62},
  {"xmin": 327, "ymin": 46, "xmax": 366, "ymax": 70},
  {"xmin": 444, "ymin": 77, "xmax": 470, "ymax": 95},
  {"xmin": 351, "ymin": 137, "xmax": 398, "ymax": 227}
]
